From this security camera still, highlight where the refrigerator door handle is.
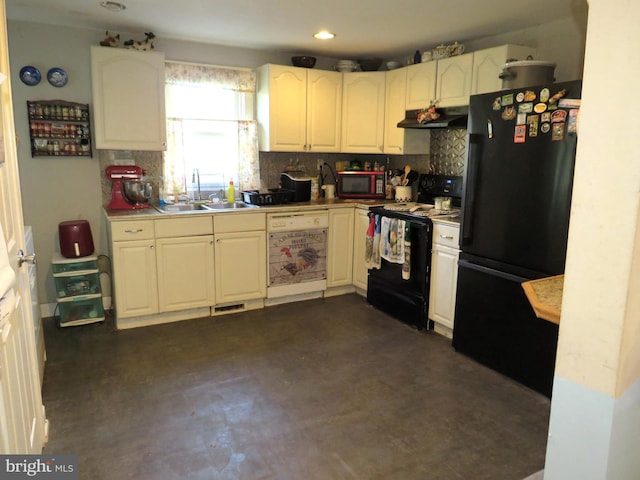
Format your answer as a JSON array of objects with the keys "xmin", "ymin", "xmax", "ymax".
[
  {"xmin": 458, "ymin": 258, "xmax": 531, "ymax": 283},
  {"xmin": 461, "ymin": 133, "xmax": 482, "ymax": 246}
]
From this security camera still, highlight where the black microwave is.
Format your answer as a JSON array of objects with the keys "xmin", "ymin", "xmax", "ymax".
[{"xmin": 337, "ymin": 171, "xmax": 386, "ymax": 199}]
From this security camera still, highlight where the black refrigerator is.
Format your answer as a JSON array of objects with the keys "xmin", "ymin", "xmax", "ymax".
[{"xmin": 452, "ymin": 80, "xmax": 581, "ymax": 397}]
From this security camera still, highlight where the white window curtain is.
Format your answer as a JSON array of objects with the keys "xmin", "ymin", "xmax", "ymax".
[{"xmin": 163, "ymin": 61, "xmax": 260, "ymax": 197}]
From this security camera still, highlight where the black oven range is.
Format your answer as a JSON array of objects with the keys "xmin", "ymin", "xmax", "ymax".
[{"xmin": 366, "ymin": 174, "xmax": 463, "ymax": 330}]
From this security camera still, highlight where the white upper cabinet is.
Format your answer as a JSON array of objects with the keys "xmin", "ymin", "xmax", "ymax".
[
  {"xmin": 472, "ymin": 44, "xmax": 537, "ymax": 95},
  {"xmin": 384, "ymin": 68, "xmax": 429, "ymax": 155},
  {"xmin": 383, "ymin": 67, "xmax": 407, "ymax": 154},
  {"xmin": 256, "ymin": 64, "xmax": 342, "ymax": 152},
  {"xmin": 306, "ymin": 69, "xmax": 343, "ymax": 152},
  {"xmin": 341, "ymin": 72, "xmax": 386, "ymax": 153},
  {"xmin": 91, "ymin": 46, "xmax": 166, "ymax": 150},
  {"xmin": 435, "ymin": 52, "xmax": 474, "ymax": 107},
  {"xmin": 405, "ymin": 61, "xmax": 437, "ymax": 110}
]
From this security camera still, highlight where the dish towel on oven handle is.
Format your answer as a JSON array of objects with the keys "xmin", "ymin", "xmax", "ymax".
[
  {"xmin": 402, "ymin": 222, "xmax": 411, "ymax": 280},
  {"xmin": 365, "ymin": 213, "xmax": 382, "ymax": 269},
  {"xmin": 380, "ymin": 217, "xmax": 405, "ymax": 264}
]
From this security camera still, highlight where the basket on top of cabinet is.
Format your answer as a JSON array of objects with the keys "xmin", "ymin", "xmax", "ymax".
[{"xmin": 27, "ymin": 100, "xmax": 92, "ymax": 157}]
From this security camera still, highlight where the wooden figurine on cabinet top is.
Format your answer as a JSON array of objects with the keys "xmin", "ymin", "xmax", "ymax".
[
  {"xmin": 124, "ymin": 32, "xmax": 156, "ymax": 51},
  {"xmin": 99, "ymin": 31, "xmax": 120, "ymax": 47}
]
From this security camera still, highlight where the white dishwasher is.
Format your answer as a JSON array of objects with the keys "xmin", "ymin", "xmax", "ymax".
[{"xmin": 267, "ymin": 211, "xmax": 328, "ymax": 298}]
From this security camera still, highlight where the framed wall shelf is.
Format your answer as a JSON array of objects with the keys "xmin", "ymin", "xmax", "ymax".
[{"xmin": 27, "ymin": 100, "xmax": 92, "ymax": 157}]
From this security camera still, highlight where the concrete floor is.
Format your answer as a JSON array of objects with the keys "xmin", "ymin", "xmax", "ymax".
[{"xmin": 42, "ymin": 294, "xmax": 550, "ymax": 480}]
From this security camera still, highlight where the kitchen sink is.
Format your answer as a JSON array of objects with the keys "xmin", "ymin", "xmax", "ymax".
[
  {"xmin": 154, "ymin": 202, "xmax": 257, "ymax": 213},
  {"xmin": 205, "ymin": 202, "xmax": 258, "ymax": 210}
]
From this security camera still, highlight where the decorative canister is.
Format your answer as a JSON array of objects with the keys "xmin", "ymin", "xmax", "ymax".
[{"xmin": 395, "ymin": 186, "xmax": 412, "ymax": 202}]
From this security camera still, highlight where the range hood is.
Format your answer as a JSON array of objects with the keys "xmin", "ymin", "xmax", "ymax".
[{"xmin": 397, "ymin": 106, "xmax": 468, "ymax": 129}]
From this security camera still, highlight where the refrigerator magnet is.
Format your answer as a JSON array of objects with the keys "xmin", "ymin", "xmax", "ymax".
[
  {"xmin": 567, "ymin": 109, "xmax": 579, "ymax": 133},
  {"xmin": 534, "ymin": 102, "xmax": 547, "ymax": 114},
  {"xmin": 517, "ymin": 113, "xmax": 527, "ymax": 125},
  {"xmin": 528, "ymin": 115, "xmax": 539, "ymax": 137},
  {"xmin": 541, "ymin": 112, "xmax": 551, "ymax": 123},
  {"xmin": 540, "ymin": 88, "xmax": 550, "ymax": 102},
  {"xmin": 516, "ymin": 92, "xmax": 525, "ymax": 102},
  {"xmin": 524, "ymin": 90, "xmax": 536, "ymax": 102},
  {"xmin": 492, "ymin": 97, "xmax": 502, "ymax": 110},
  {"xmin": 518, "ymin": 102, "xmax": 533, "ymax": 114},
  {"xmin": 502, "ymin": 106, "xmax": 516, "ymax": 121},
  {"xmin": 501, "ymin": 93, "xmax": 514, "ymax": 106},
  {"xmin": 552, "ymin": 123, "xmax": 565, "ymax": 141},
  {"xmin": 514, "ymin": 125, "xmax": 526, "ymax": 143},
  {"xmin": 551, "ymin": 109, "xmax": 567, "ymax": 123},
  {"xmin": 541, "ymin": 122, "xmax": 551, "ymax": 134}
]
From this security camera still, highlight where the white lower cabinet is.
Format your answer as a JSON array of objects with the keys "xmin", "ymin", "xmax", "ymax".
[
  {"xmin": 428, "ymin": 222, "xmax": 460, "ymax": 337},
  {"xmin": 214, "ymin": 231, "xmax": 266, "ymax": 303},
  {"xmin": 327, "ymin": 208, "xmax": 355, "ymax": 287},
  {"xmin": 214, "ymin": 213, "xmax": 266, "ymax": 303},
  {"xmin": 110, "ymin": 220, "xmax": 159, "ymax": 318},
  {"xmin": 156, "ymin": 235, "xmax": 216, "ymax": 311},
  {"xmin": 352, "ymin": 208, "xmax": 369, "ymax": 291}
]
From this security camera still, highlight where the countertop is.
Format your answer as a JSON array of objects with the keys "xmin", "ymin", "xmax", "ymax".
[{"xmin": 521, "ymin": 274, "xmax": 564, "ymax": 325}]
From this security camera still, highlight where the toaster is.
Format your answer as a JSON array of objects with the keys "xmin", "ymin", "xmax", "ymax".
[{"xmin": 280, "ymin": 171, "xmax": 311, "ymax": 202}]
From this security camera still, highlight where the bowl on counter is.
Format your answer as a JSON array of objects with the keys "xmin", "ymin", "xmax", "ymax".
[
  {"xmin": 122, "ymin": 180, "xmax": 152, "ymax": 205},
  {"xmin": 334, "ymin": 59, "xmax": 358, "ymax": 72},
  {"xmin": 292, "ymin": 56, "xmax": 316, "ymax": 68}
]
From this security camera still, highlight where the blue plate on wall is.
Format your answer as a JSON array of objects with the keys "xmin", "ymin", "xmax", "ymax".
[
  {"xmin": 47, "ymin": 67, "xmax": 68, "ymax": 87},
  {"xmin": 19, "ymin": 65, "xmax": 41, "ymax": 86}
]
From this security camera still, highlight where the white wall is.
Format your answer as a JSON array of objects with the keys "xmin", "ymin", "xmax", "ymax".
[{"xmin": 544, "ymin": 0, "xmax": 640, "ymax": 477}]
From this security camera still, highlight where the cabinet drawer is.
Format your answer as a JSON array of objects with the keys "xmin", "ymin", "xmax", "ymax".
[
  {"xmin": 155, "ymin": 217, "xmax": 213, "ymax": 238},
  {"xmin": 54, "ymin": 272, "xmax": 101, "ymax": 299},
  {"xmin": 58, "ymin": 295, "xmax": 105, "ymax": 325},
  {"xmin": 111, "ymin": 220, "xmax": 155, "ymax": 241},
  {"xmin": 432, "ymin": 223, "xmax": 460, "ymax": 249},
  {"xmin": 214, "ymin": 212, "xmax": 266, "ymax": 233}
]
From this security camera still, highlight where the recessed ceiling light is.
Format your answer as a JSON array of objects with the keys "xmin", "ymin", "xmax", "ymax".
[
  {"xmin": 100, "ymin": 1, "xmax": 126, "ymax": 12},
  {"xmin": 314, "ymin": 31, "xmax": 336, "ymax": 40}
]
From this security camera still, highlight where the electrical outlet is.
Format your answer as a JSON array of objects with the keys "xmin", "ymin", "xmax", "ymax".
[{"xmin": 317, "ymin": 159, "xmax": 324, "ymax": 170}]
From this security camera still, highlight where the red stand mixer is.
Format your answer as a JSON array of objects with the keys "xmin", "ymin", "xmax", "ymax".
[{"xmin": 106, "ymin": 165, "xmax": 152, "ymax": 210}]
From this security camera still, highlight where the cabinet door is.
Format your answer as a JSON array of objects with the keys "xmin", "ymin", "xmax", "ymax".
[
  {"xmin": 428, "ymin": 244, "xmax": 459, "ymax": 329},
  {"xmin": 405, "ymin": 61, "xmax": 437, "ymax": 109},
  {"xmin": 383, "ymin": 68, "xmax": 407, "ymax": 154},
  {"xmin": 327, "ymin": 208, "xmax": 355, "ymax": 287},
  {"xmin": 435, "ymin": 53, "xmax": 474, "ymax": 107},
  {"xmin": 112, "ymin": 239, "xmax": 159, "ymax": 318},
  {"xmin": 472, "ymin": 45, "xmax": 536, "ymax": 95},
  {"xmin": 91, "ymin": 46, "xmax": 166, "ymax": 150},
  {"xmin": 156, "ymin": 236, "xmax": 215, "ymax": 312},
  {"xmin": 352, "ymin": 209, "xmax": 370, "ymax": 290},
  {"xmin": 214, "ymin": 231, "xmax": 266, "ymax": 303},
  {"xmin": 341, "ymin": 72, "xmax": 385, "ymax": 153},
  {"xmin": 257, "ymin": 64, "xmax": 307, "ymax": 152},
  {"xmin": 307, "ymin": 69, "xmax": 342, "ymax": 152}
]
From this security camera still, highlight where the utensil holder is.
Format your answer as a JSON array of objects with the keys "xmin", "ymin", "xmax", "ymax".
[{"xmin": 395, "ymin": 186, "xmax": 412, "ymax": 202}]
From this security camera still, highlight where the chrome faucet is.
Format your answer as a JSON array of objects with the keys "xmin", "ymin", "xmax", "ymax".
[{"xmin": 192, "ymin": 168, "xmax": 201, "ymax": 201}]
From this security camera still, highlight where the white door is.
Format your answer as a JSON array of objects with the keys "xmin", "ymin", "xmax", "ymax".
[{"xmin": 0, "ymin": 0, "xmax": 47, "ymax": 453}]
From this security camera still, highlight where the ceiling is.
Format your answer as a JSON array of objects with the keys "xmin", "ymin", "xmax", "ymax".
[{"xmin": 6, "ymin": 0, "xmax": 586, "ymax": 59}]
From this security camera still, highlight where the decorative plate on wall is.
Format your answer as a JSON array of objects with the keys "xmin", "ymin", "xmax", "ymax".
[
  {"xmin": 19, "ymin": 66, "xmax": 41, "ymax": 86},
  {"xmin": 47, "ymin": 67, "xmax": 68, "ymax": 87}
]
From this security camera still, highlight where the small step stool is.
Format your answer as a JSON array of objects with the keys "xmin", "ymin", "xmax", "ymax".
[{"xmin": 52, "ymin": 253, "xmax": 105, "ymax": 327}]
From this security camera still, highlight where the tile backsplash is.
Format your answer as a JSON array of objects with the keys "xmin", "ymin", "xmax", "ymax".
[{"xmin": 100, "ymin": 128, "xmax": 468, "ymax": 205}]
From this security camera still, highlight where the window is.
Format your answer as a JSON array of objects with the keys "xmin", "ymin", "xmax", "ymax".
[{"xmin": 163, "ymin": 62, "xmax": 260, "ymax": 202}]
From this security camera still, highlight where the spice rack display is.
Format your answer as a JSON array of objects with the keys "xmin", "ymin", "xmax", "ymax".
[
  {"xmin": 52, "ymin": 253, "xmax": 104, "ymax": 327},
  {"xmin": 27, "ymin": 100, "xmax": 92, "ymax": 157}
]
